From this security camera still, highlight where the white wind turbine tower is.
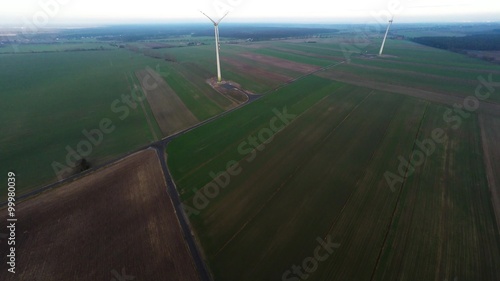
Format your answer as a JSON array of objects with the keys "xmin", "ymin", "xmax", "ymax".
[
  {"xmin": 379, "ymin": 17, "xmax": 394, "ymax": 56},
  {"xmin": 201, "ymin": 11, "xmax": 229, "ymax": 83}
]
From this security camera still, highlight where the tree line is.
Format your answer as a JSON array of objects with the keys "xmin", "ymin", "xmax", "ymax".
[{"xmin": 412, "ymin": 34, "xmax": 500, "ymax": 51}]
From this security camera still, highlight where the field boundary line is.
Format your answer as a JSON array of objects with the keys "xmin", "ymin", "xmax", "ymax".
[
  {"xmin": 369, "ymin": 102, "xmax": 429, "ymax": 281},
  {"xmin": 129, "ymin": 72, "xmax": 160, "ymax": 141}
]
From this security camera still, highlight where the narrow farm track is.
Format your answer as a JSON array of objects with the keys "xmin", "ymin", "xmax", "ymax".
[
  {"xmin": 127, "ymin": 72, "xmax": 160, "ymax": 141},
  {"xmin": 152, "ymin": 145, "xmax": 213, "ymax": 281}
]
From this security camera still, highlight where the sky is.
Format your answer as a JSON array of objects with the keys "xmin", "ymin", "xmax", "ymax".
[{"xmin": 1, "ymin": 0, "xmax": 500, "ymax": 26}]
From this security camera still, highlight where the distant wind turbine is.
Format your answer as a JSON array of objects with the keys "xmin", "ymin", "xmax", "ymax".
[
  {"xmin": 201, "ymin": 11, "xmax": 229, "ymax": 83},
  {"xmin": 379, "ymin": 17, "xmax": 394, "ymax": 56}
]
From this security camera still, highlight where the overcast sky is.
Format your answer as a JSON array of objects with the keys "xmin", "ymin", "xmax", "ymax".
[{"xmin": 1, "ymin": 0, "xmax": 500, "ymax": 26}]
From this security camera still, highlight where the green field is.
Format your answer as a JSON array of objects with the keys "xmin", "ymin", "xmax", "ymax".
[
  {"xmin": 166, "ymin": 33, "xmax": 500, "ymax": 280},
  {"xmin": 168, "ymin": 79, "xmax": 500, "ymax": 280},
  {"xmin": 0, "ymin": 50, "xmax": 159, "ymax": 196},
  {"xmin": 0, "ymin": 46, "xmax": 230, "ymax": 199}
]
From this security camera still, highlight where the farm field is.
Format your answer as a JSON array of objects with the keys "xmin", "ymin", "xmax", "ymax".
[
  {"xmin": 1, "ymin": 23, "xmax": 500, "ymax": 281},
  {"xmin": 136, "ymin": 67, "xmax": 198, "ymax": 137},
  {"xmin": 372, "ymin": 105, "xmax": 500, "ymax": 281},
  {"xmin": 0, "ymin": 149, "xmax": 201, "ymax": 281},
  {"xmin": 167, "ymin": 34, "xmax": 500, "ymax": 280},
  {"xmin": 167, "ymin": 75, "xmax": 343, "ymax": 194},
  {"xmin": 168, "ymin": 79, "xmax": 500, "ymax": 280},
  {"xmin": 0, "ymin": 49, "xmax": 161, "ymax": 198},
  {"xmin": 0, "ymin": 45, "xmax": 233, "ymax": 199}
]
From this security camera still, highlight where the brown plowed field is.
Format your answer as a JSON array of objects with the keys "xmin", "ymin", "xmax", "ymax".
[
  {"xmin": 136, "ymin": 67, "xmax": 198, "ymax": 137},
  {"xmin": 0, "ymin": 149, "xmax": 200, "ymax": 281}
]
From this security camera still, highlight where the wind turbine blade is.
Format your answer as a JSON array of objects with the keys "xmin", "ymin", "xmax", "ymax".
[
  {"xmin": 200, "ymin": 11, "xmax": 216, "ymax": 25},
  {"xmin": 216, "ymin": 12, "xmax": 229, "ymax": 25}
]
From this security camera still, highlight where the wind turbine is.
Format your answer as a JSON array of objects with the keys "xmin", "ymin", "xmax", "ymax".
[
  {"xmin": 379, "ymin": 17, "xmax": 394, "ymax": 56},
  {"xmin": 201, "ymin": 11, "xmax": 229, "ymax": 83}
]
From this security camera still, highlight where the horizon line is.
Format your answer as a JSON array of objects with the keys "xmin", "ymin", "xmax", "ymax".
[{"xmin": 1, "ymin": 20, "xmax": 500, "ymax": 29}]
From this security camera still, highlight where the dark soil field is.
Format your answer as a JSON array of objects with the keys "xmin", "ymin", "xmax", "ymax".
[{"xmin": 0, "ymin": 149, "xmax": 200, "ymax": 281}]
